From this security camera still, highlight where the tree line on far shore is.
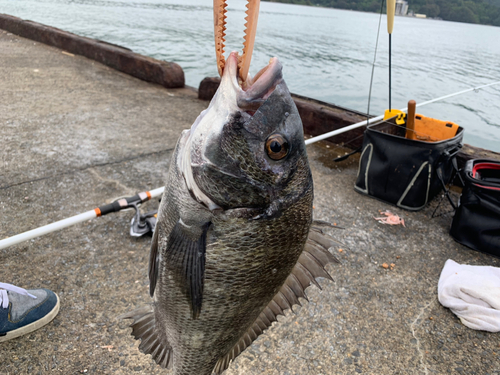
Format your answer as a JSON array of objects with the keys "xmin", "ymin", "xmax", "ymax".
[{"xmin": 262, "ymin": 0, "xmax": 500, "ymax": 26}]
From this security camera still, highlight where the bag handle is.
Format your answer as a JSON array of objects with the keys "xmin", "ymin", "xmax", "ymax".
[{"xmin": 436, "ymin": 147, "xmax": 462, "ymax": 210}]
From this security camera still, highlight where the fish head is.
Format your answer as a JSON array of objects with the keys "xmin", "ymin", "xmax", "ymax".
[{"xmin": 181, "ymin": 52, "xmax": 311, "ymax": 216}]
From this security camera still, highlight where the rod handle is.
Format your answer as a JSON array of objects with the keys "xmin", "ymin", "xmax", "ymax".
[
  {"xmin": 406, "ymin": 100, "xmax": 416, "ymax": 139},
  {"xmin": 387, "ymin": 0, "xmax": 396, "ymax": 34}
]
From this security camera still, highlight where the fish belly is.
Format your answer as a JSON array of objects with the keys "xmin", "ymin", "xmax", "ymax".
[{"xmin": 155, "ymin": 188, "xmax": 313, "ymax": 375}]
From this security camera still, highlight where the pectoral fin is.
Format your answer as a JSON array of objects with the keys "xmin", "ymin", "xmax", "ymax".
[{"xmin": 165, "ymin": 220, "xmax": 211, "ymax": 320}]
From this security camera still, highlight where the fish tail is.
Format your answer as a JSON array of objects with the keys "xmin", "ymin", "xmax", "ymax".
[{"xmin": 119, "ymin": 305, "xmax": 173, "ymax": 369}]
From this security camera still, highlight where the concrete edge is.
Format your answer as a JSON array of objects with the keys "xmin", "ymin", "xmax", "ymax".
[{"xmin": 0, "ymin": 13, "xmax": 185, "ymax": 88}]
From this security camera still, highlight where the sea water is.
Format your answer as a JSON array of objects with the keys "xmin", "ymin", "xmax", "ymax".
[{"xmin": 1, "ymin": 0, "xmax": 499, "ymax": 151}]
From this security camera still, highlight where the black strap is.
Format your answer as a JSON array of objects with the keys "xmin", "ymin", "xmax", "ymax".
[
  {"xmin": 333, "ymin": 147, "xmax": 362, "ymax": 162},
  {"xmin": 436, "ymin": 167, "xmax": 457, "ymax": 210},
  {"xmin": 435, "ymin": 148, "xmax": 462, "ymax": 211}
]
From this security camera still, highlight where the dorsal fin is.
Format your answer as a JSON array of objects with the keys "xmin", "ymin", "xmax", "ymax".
[
  {"xmin": 119, "ymin": 305, "xmax": 173, "ymax": 369},
  {"xmin": 212, "ymin": 226, "xmax": 339, "ymax": 374}
]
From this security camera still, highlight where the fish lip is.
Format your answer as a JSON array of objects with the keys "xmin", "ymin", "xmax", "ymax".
[
  {"xmin": 241, "ymin": 56, "xmax": 283, "ymax": 99},
  {"xmin": 224, "ymin": 52, "xmax": 283, "ymax": 110}
]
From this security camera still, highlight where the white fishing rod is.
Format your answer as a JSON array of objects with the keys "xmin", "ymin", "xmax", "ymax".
[
  {"xmin": 1, "ymin": 81, "xmax": 499, "ymax": 250},
  {"xmin": 305, "ymin": 80, "xmax": 500, "ymax": 145},
  {"xmin": 0, "ymin": 187, "xmax": 165, "ymax": 250}
]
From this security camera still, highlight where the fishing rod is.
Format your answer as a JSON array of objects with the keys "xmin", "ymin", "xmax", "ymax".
[
  {"xmin": 366, "ymin": 0, "xmax": 385, "ymax": 120},
  {"xmin": 304, "ymin": 80, "xmax": 500, "ymax": 145},
  {"xmin": 0, "ymin": 188, "xmax": 164, "ymax": 250},
  {"xmin": 1, "ymin": 81, "xmax": 499, "ymax": 250},
  {"xmin": 387, "ymin": 0, "xmax": 396, "ymax": 113}
]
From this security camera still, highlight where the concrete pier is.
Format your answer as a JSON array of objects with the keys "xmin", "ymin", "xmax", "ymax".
[{"xmin": 1, "ymin": 30, "xmax": 499, "ymax": 375}]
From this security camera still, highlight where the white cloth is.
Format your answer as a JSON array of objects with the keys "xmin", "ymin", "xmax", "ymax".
[{"xmin": 438, "ymin": 259, "xmax": 500, "ymax": 332}]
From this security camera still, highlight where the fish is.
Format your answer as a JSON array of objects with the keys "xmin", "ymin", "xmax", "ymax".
[{"xmin": 121, "ymin": 52, "xmax": 339, "ymax": 375}]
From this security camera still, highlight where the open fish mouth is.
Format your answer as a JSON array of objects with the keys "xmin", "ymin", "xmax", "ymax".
[
  {"xmin": 182, "ymin": 0, "xmax": 283, "ymax": 212},
  {"xmin": 180, "ymin": 53, "xmax": 285, "ymax": 212},
  {"xmin": 223, "ymin": 51, "xmax": 283, "ymax": 111}
]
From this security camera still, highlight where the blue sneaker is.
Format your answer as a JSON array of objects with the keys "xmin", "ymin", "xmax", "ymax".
[{"xmin": 0, "ymin": 282, "xmax": 60, "ymax": 342}]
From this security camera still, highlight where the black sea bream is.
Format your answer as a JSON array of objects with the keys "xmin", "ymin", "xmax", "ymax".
[{"xmin": 122, "ymin": 52, "xmax": 338, "ymax": 375}]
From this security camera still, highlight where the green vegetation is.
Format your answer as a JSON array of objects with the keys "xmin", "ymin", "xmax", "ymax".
[{"xmin": 263, "ymin": 0, "xmax": 500, "ymax": 26}]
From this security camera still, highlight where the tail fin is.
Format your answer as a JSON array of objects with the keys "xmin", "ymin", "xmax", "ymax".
[{"xmin": 119, "ymin": 305, "xmax": 173, "ymax": 369}]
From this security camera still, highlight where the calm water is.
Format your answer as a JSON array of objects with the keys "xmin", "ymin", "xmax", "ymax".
[{"xmin": 1, "ymin": 0, "xmax": 499, "ymax": 151}]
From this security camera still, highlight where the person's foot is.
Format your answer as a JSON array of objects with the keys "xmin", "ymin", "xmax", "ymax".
[{"xmin": 0, "ymin": 282, "xmax": 60, "ymax": 342}]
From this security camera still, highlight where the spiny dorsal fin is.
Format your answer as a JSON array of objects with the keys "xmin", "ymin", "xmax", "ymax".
[
  {"xmin": 119, "ymin": 305, "xmax": 173, "ymax": 369},
  {"xmin": 212, "ymin": 226, "xmax": 339, "ymax": 374}
]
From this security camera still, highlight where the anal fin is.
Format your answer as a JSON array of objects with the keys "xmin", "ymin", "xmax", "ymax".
[
  {"xmin": 212, "ymin": 225, "xmax": 340, "ymax": 374},
  {"xmin": 119, "ymin": 305, "xmax": 173, "ymax": 369}
]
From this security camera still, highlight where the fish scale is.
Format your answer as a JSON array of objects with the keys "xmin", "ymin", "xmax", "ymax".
[
  {"xmin": 121, "ymin": 53, "xmax": 339, "ymax": 374},
  {"xmin": 159, "ymin": 200, "xmax": 312, "ymax": 374}
]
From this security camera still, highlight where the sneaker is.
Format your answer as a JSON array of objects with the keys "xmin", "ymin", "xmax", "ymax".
[{"xmin": 0, "ymin": 282, "xmax": 60, "ymax": 342}]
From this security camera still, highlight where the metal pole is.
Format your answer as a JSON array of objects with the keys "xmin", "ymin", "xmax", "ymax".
[{"xmin": 389, "ymin": 33, "xmax": 392, "ymax": 111}]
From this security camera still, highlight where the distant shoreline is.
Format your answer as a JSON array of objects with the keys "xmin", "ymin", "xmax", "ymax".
[{"xmin": 261, "ymin": 0, "xmax": 500, "ymax": 27}]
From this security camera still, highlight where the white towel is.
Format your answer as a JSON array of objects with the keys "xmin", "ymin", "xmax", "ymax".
[{"xmin": 438, "ymin": 259, "xmax": 500, "ymax": 332}]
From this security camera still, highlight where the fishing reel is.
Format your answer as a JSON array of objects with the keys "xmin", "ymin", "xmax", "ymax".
[{"xmin": 129, "ymin": 202, "xmax": 158, "ymax": 237}]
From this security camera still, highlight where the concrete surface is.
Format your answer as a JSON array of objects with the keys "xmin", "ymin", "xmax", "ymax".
[
  {"xmin": 0, "ymin": 14, "xmax": 184, "ymax": 89},
  {"xmin": 1, "ymin": 30, "xmax": 499, "ymax": 375}
]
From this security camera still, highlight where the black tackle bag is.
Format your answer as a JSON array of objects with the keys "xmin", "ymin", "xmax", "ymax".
[
  {"xmin": 354, "ymin": 118, "xmax": 464, "ymax": 210},
  {"xmin": 450, "ymin": 159, "xmax": 500, "ymax": 256}
]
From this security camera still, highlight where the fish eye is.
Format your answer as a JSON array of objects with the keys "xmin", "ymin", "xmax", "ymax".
[{"xmin": 265, "ymin": 134, "xmax": 289, "ymax": 161}]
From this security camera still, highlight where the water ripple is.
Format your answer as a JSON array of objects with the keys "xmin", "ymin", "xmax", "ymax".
[{"xmin": 0, "ymin": 0, "xmax": 499, "ymax": 150}]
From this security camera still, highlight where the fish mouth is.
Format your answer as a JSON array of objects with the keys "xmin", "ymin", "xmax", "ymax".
[
  {"xmin": 224, "ymin": 52, "xmax": 283, "ymax": 111},
  {"xmin": 179, "ymin": 53, "xmax": 284, "ymax": 212}
]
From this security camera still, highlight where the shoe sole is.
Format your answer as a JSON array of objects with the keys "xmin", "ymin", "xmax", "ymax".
[{"xmin": 0, "ymin": 293, "xmax": 60, "ymax": 342}]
